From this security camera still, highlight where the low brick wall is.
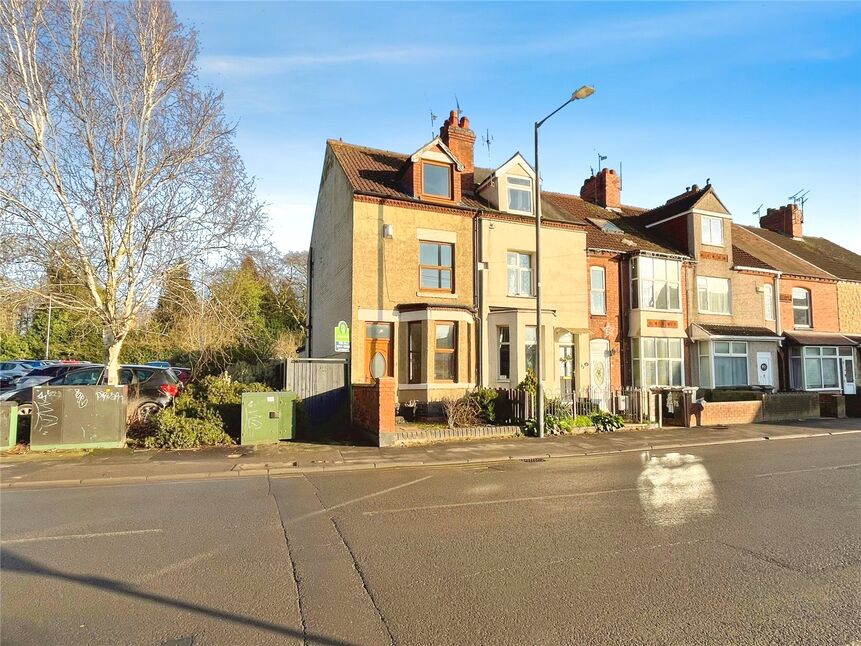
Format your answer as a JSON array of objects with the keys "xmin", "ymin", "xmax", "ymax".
[
  {"xmin": 846, "ymin": 394, "xmax": 861, "ymax": 418},
  {"xmin": 380, "ymin": 424, "xmax": 520, "ymax": 447},
  {"xmin": 689, "ymin": 392, "xmax": 821, "ymax": 427},
  {"xmin": 352, "ymin": 378, "xmax": 396, "ymax": 444},
  {"xmin": 762, "ymin": 393, "xmax": 820, "ymax": 421},
  {"xmin": 696, "ymin": 400, "xmax": 763, "ymax": 426}
]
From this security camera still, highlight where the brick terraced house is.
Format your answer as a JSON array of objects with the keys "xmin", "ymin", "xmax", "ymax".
[{"xmin": 307, "ymin": 110, "xmax": 860, "ymax": 413}]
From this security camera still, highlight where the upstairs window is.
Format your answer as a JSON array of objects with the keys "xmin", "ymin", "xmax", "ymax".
[
  {"xmin": 507, "ymin": 176, "xmax": 533, "ymax": 213},
  {"xmin": 631, "ymin": 256, "xmax": 681, "ymax": 311},
  {"xmin": 697, "ymin": 276, "xmax": 731, "ymax": 314},
  {"xmin": 792, "ymin": 287, "xmax": 811, "ymax": 327},
  {"xmin": 507, "ymin": 252, "xmax": 533, "ymax": 296},
  {"xmin": 701, "ymin": 215, "xmax": 724, "ymax": 246},
  {"xmin": 590, "ymin": 266, "xmax": 606, "ymax": 315},
  {"xmin": 763, "ymin": 284, "xmax": 775, "ymax": 321},
  {"xmin": 419, "ymin": 241, "xmax": 453, "ymax": 292},
  {"xmin": 422, "ymin": 162, "xmax": 451, "ymax": 199}
]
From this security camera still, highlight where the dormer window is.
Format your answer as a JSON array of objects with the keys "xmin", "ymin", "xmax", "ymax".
[
  {"xmin": 701, "ymin": 215, "xmax": 724, "ymax": 246},
  {"xmin": 422, "ymin": 162, "xmax": 452, "ymax": 199},
  {"xmin": 507, "ymin": 176, "xmax": 533, "ymax": 213}
]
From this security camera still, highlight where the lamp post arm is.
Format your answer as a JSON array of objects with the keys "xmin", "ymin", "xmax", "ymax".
[{"xmin": 536, "ymin": 98, "xmax": 574, "ymax": 130}]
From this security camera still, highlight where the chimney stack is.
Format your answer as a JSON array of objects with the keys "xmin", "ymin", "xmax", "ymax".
[
  {"xmin": 440, "ymin": 110, "xmax": 476, "ymax": 190},
  {"xmin": 580, "ymin": 168, "xmax": 621, "ymax": 208},
  {"xmin": 760, "ymin": 203, "xmax": 803, "ymax": 238}
]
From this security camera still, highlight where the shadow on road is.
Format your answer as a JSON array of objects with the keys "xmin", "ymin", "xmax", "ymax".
[{"xmin": 0, "ymin": 550, "xmax": 357, "ymax": 646}]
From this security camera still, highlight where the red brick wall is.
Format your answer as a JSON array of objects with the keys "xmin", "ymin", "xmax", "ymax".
[
  {"xmin": 650, "ymin": 214, "xmax": 690, "ymax": 255},
  {"xmin": 779, "ymin": 277, "xmax": 839, "ymax": 331},
  {"xmin": 352, "ymin": 377, "xmax": 396, "ymax": 442},
  {"xmin": 588, "ymin": 253, "xmax": 623, "ymax": 389},
  {"xmin": 694, "ymin": 400, "xmax": 763, "ymax": 426}
]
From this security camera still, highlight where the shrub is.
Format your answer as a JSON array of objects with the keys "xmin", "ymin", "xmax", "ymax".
[
  {"xmin": 467, "ymin": 387, "xmax": 498, "ymax": 423},
  {"xmin": 590, "ymin": 411, "xmax": 624, "ymax": 433},
  {"xmin": 134, "ymin": 407, "xmax": 233, "ymax": 449},
  {"xmin": 192, "ymin": 373, "xmax": 272, "ymax": 406},
  {"xmin": 573, "ymin": 415, "xmax": 593, "ymax": 428},
  {"xmin": 517, "ymin": 370, "xmax": 537, "ymax": 395},
  {"xmin": 442, "ymin": 396, "xmax": 481, "ymax": 429}
]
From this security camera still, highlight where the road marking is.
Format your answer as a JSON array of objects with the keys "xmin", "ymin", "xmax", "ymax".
[
  {"xmin": 363, "ymin": 485, "xmax": 639, "ymax": 516},
  {"xmin": 752, "ymin": 462, "xmax": 861, "ymax": 479},
  {"xmin": 1, "ymin": 529, "xmax": 163, "ymax": 545},
  {"xmin": 135, "ymin": 547, "xmax": 224, "ymax": 583},
  {"xmin": 290, "ymin": 474, "xmax": 433, "ymax": 523}
]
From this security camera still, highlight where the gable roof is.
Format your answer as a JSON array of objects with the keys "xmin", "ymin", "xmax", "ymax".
[
  {"xmin": 637, "ymin": 184, "xmax": 730, "ymax": 227},
  {"xmin": 731, "ymin": 224, "xmax": 831, "ymax": 279},
  {"xmin": 738, "ymin": 225, "xmax": 861, "ymax": 282},
  {"xmin": 408, "ymin": 137, "xmax": 464, "ymax": 170},
  {"xmin": 474, "ymin": 152, "xmax": 535, "ymax": 192}
]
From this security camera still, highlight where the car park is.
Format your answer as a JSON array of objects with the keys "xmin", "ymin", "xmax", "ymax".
[
  {"xmin": 0, "ymin": 361, "xmax": 36, "ymax": 390},
  {"xmin": 11, "ymin": 363, "xmax": 99, "ymax": 390}
]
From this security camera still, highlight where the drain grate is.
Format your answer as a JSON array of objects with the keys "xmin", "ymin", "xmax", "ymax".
[{"xmin": 521, "ymin": 457, "xmax": 546, "ymax": 463}]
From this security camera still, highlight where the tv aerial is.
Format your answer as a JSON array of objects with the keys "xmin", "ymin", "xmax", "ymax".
[
  {"xmin": 752, "ymin": 204, "xmax": 763, "ymax": 218},
  {"xmin": 481, "ymin": 128, "xmax": 494, "ymax": 163}
]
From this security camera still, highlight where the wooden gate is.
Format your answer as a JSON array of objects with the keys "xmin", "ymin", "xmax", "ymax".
[{"xmin": 283, "ymin": 358, "xmax": 349, "ymax": 424}]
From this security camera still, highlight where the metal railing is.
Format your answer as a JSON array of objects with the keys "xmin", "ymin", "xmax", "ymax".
[{"xmin": 492, "ymin": 386, "xmax": 657, "ymax": 424}]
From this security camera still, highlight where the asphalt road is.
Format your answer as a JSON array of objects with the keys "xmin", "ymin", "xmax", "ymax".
[{"xmin": 1, "ymin": 435, "xmax": 859, "ymax": 645}]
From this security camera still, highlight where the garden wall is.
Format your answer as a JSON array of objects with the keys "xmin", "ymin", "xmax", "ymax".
[
  {"xmin": 352, "ymin": 377, "xmax": 396, "ymax": 445},
  {"xmin": 689, "ymin": 392, "xmax": 820, "ymax": 427}
]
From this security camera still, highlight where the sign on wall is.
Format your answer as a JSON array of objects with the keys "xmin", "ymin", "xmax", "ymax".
[{"xmin": 334, "ymin": 320, "xmax": 351, "ymax": 353}]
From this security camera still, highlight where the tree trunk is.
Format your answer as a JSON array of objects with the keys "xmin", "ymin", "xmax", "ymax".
[{"xmin": 103, "ymin": 332, "xmax": 124, "ymax": 385}]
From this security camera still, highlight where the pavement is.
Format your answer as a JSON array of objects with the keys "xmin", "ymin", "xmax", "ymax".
[
  {"xmin": 1, "ymin": 417, "xmax": 859, "ymax": 488},
  {"xmin": 1, "ymin": 432, "xmax": 859, "ymax": 644}
]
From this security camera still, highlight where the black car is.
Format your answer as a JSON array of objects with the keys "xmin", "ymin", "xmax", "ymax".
[{"xmin": 1, "ymin": 364, "xmax": 180, "ymax": 421}]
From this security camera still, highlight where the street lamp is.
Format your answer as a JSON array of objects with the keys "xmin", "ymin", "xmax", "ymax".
[{"xmin": 534, "ymin": 85, "xmax": 595, "ymax": 438}]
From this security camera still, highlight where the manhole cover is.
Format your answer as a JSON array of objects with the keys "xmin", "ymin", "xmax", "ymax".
[{"xmin": 521, "ymin": 457, "xmax": 546, "ymax": 463}]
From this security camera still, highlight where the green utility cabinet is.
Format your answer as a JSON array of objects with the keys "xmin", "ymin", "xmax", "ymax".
[
  {"xmin": 241, "ymin": 391, "xmax": 298, "ymax": 445},
  {"xmin": 0, "ymin": 403, "xmax": 18, "ymax": 451}
]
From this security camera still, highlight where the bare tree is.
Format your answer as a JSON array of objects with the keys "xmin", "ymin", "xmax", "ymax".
[{"xmin": 0, "ymin": 0, "xmax": 262, "ymax": 383}]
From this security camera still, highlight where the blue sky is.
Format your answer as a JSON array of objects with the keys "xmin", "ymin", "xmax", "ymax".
[{"xmin": 174, "ymin": 1, "xmax": 861, "ymax": 253}]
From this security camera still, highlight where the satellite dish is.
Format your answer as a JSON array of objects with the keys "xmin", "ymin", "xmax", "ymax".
[{"xmin": 370, "ymin": 352, "xmax": 386, "ymax": 379}]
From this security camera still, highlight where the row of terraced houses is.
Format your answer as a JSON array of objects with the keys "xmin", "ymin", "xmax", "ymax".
[{"xmin": 306, "ymin": 110, "xmax": 861, "ymax": 416}]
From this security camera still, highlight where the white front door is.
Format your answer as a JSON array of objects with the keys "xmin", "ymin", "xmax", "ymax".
[
  {"xmin": 756, "ymin": 352, "xmax": 773, "ymax": 388},
  {"xmin": 590, "ymin": 339, "xmax": 611, "ymax": 409},
  {"xmin": 842, "ymin": 357, "xmax": 856, "ymax": 395}
]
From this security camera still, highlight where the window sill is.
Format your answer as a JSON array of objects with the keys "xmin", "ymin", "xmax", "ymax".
[
  {"xmin": 417, "ymin": 291, "xmax": 458, "ymax": 299},
  {"xmin": 631, "ymin": 307, "xmax": 683, "ymax": 313},
  {"xmin": 701, "ymin": 243, "xmax": 725, "ymax": 249},
  {"xmin": 507, "ymin": 294, "xmax": 535, "ymax": 299},
  {"xmin": 698, "ymin": 311, "xmax": 733, "ymax": 316}
]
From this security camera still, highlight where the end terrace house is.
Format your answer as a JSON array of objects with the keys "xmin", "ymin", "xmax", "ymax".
[{"xmin": 307, "ymin": 112, "xmax": 481, "ymax": 406}]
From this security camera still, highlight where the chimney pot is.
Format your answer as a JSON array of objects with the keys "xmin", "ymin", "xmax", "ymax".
[
  {"xmin": 440, "ymin": 110, "xmax": 476, "ymax": 190},
  {"xmin": 580, "ymin": 166, "xmax": 621, "ymax": 208}
]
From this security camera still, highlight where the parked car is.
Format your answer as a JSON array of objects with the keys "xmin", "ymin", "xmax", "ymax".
[
  {"xmin": 11, "ymin": 363, "xmax": 99, "ymax": 390},
  {"xmin": 169, "ymin": 366, "xmax": 191, "ymax": 385},
  {"xmin": 146, "ymin": 361, "xmax": 171, "ymax": 368},
  {"xmin": 1, "ymin": 364, "xmax": 180, "ymax": 421},
  {"xmin": 0, "ymin": 361, "xmax": 36, "ymax": 390}
]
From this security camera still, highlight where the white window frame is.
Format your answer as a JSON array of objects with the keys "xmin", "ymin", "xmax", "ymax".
[
  {"xmin": 506, "ymin": 176, "xmax": 533, "ymax": 214},
  {"xmin": 792, "ymin": 287, "xmax": 811, "ymax": 328},
  {"xmin": 801, "ymin": 346, "xmax": 840, "ymax": 390},
  {"xmin": 701, "ymin": 215, "xmax": 724, "ymax": 246},
  {"xmin": 590, "ymin": 266, "xmax": 606, "ymax": 315},
  {"xmin": 507, "ymin": 251, "xmax": 533, "ymax": 297},
  {"xmin": 713, "ymin": 341, "xmax": 749, "ymax": 387},
  {"xmin": 630, "ymin": 256, "xmax": 682, "ymax": 312},
  {"xmin": 763, "ymin": 284, "xmax": 775, "ymax": 321},
  {"xmin": 697, "ymin": 276, "xmax": 731, "ymax": 314},
  {"xmin": 632, "ymin": 337, "xmax": 684, "ymax": 387}
]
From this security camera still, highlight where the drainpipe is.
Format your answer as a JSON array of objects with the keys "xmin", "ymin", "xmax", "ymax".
[
  {"xmin": 775, "ymin": 271, "xmax": 783, "ymax": 389},
  {"xmin": 473, "ymin": 211, "xmax": 483, "ymax": 387}
]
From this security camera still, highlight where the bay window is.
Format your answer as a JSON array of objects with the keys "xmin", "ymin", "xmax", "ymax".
[
  {"xmin": 434, "ymin": 322, "xmax": 457, "ymax": 381},
  {"xmin": 631, "ymin": 256, "xmax": 681, "ymax": 311},
  {"xmin": 713, "ymin": 341, "xmax": 748, "ymax": 387},
  {"xmin": 697, "ymin": 276, "xmax": 731, "ymax": 314},
  {"xmin": 803, "ymin": 346, "xmax": 839, "ymax": 389},
  {"xmin": 525, "ymin": 325, "xmax": 537, "ymax": 373},
  {"xmin": 497, "ymin": 326, "xmax": 510, "ymax": 380},
  {"xmin": 407, "ymin": 322, "xmax": 422, "ymax": 384},
  {"xmin": 632, "ymin": 337, "xmax": 684, "ymax": 387}
]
